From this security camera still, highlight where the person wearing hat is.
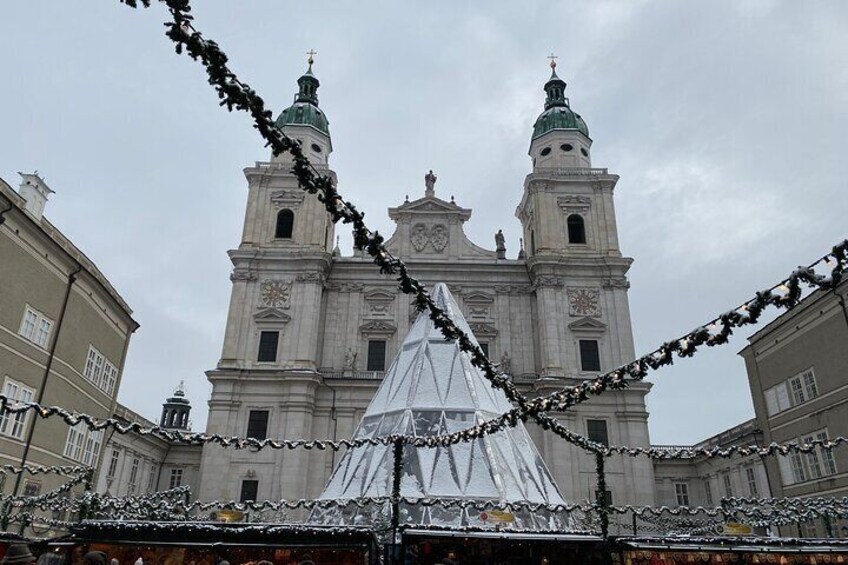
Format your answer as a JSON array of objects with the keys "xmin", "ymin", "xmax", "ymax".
[
  {"xmin": 2, "ymin": 544, "xmax": 36, "ymax": 565},
  {"xmin": 82, "ymin": 552, "xmax": 108, "ymax": 565}
]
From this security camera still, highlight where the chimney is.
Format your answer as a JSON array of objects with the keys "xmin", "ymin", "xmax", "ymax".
[{"xmin": 18, "ymin": 172, "xmax": 54, "ymax": 221}]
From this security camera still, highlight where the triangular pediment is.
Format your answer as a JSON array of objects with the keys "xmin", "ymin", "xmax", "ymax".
[
  {"xmin": 464, "ymin": 291, "xmax": 494, "ymax": 304},
  {"xmin": 358, "ymin": 319, "xmax": 397, "ymax": 335},
  {"xmin": 253, "ymin": 308, "xmax": 291, "ymax": 324},
  {"xmin": 568, "ymin": 317, "xmax": 607, "ymax": 332},
  {"xmin": 468, "ymin": 321, "xmax": 498, "ymax": 337},
  {"xmin": 363, "ymin": 289, "xmax": 395, "ymax": 301},
  {"xmin": 389, "ymin": 196, "xmax": 472, "ymax": 221}
]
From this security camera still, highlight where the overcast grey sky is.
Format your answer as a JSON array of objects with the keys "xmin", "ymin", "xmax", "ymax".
[{"xmin": 1, "ymin": 1, "xmax": 846, "ymax": 444}]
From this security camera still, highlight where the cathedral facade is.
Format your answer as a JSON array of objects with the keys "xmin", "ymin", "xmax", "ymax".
[{"xmin": 197, "ymin": 60, "xmax": 657, "ymax": 513}]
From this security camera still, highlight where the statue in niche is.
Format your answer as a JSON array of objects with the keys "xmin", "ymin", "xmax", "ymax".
[
  {"xmin": 343, "ymin": 348, "xmax": 357, "ymax": 372},
  {"xmin": 499, "ymin": 351, "xmax": 512, "ymax": 375},
  {"xmin": 424, "ymin": 169, "xmax": 437, "ymax": 197},
  {"xmin": 495, "ymin": 229, "xmax": 506, "ymax": 260}
]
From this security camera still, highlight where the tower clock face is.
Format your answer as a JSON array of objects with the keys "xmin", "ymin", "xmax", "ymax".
[{"xmin": 260, "ymin": 279, "xmax": 291, "ymax": 308}]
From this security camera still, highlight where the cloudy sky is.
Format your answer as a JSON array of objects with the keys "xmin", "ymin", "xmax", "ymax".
[{"xmin": 2, "ymin": 1, "xmax": 846, "ymax": 444}]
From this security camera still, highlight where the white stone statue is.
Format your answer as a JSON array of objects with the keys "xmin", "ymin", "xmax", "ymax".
[
  {"xmin": 343, "ymin": 348, "xmax": 357, "ymax": 371},
  {"xmin": 495, "ymin": 229, "xmax": 506, "ymax": 259},
  {"xmin": 424, "ymin": 169, "xmax": 437, "ymax": 197},
  {"xmin": 499, "ymin": 350, "xmax": 512, "ymax": 375}
]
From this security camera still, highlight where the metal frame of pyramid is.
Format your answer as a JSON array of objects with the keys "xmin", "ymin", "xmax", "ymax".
[{"xmin": 311, "ymin": 284, "xmax": 574, "ymax": 531}]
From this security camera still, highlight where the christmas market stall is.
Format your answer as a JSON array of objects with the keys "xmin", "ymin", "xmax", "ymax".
[
  {"xmin": 67, "ymin": 521, "xmax": 376, "ymax": 565},
  {"xmin": 616, "ymin": 536, "xmax": 848, "ymax": 564}
]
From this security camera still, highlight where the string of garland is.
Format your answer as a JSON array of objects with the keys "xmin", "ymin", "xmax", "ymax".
[
  {"xmin": 114, "ymin": 0, "xmax": 528, "ymax": 415},
  {"xmin": 23, "ymin": 493, "xmax": 589, "ymax": 517},
  {"xmin": 1, "ymin": 468, "xmax": 93, "ymax": 508},
  {"xmin": 111, "ymin": 0, "xmax": 847, "ymax": 452},
  {"xmin": 4, "ymin": 513, "xmax": 75, "ymax": 530},
  {"xmin": 721, "ymin": 495, "xmax": 848, "ymax": 508},
  {"xmin": 622, "ymin": 535, "xmax": 848, "ymax": 548},
  {"xmin": 0, "ymin": 464, "xmax": 91, "ymax": 477},
  {"xmin": 607, "ymin": 503, "xmax": 848, "ymax": 522},
  {"xmin": 74, "ymin": 519, "xmax": 379, "ymax": 537},
  {"xmin": 605, "ymin": 436, "xmax": 848, "ymax": 459}
]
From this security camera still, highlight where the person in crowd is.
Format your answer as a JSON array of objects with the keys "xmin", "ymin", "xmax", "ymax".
[
  {"xmin": 82, "ymin": 552, "xmax": 108, "ymax": 565},
  {"xmin": 35, "ymin": 551, "xmax": 64, "ymax": 565},
  {"xmin": 2, "ymin": 544, "xmax": 36, "ymax": 565}
]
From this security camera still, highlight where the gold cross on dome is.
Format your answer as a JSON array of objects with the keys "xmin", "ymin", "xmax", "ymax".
[
  {"xmin": 547, "ymin": 52, "xmax": 558, "ymax": 69},
  {"xmin": 307, "ymin": 49, "xmax": 318, "ymax": 65}
]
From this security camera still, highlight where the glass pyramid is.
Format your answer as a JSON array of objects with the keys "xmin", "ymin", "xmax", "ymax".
[{"xmin": 311, "ymin": 283, "xmax": 572, "ymax": 531}]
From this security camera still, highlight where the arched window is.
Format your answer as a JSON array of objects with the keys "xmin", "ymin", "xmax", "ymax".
[
  {"xmin": 275, "ymin": 209, "xmax": 294, "ymax": 239},
  {"xmin": 567, "ymin": 214, "xmax": 586, "ymax": 244}
]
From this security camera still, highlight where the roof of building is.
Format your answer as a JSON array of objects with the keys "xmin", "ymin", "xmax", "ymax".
[
  {"xmin": 532, "ymin": 64, "xmax": 589, "ymax": 139},
  {"xmin": 741, "ymin": 278, "xmax": 847, "ymax": 350},
  {"xmin": 274, "ymin": 62, "xmax": 330, "ymax": 136},
  {"xmin": 0, "ymin": 177, "xmax": 138, "ymax": 327}
]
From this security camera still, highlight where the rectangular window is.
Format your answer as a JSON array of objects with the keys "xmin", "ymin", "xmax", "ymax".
[
  {"xmin": 102, "ymin": 363, "xmax": 118, "ymax": 396},
  {"xmin": 147, "ymin": 464, "xmax": 158, "ymax": 492},
  {"xmin": 19, "ymin": 309, "xmax": 37, "ymax": 341},
  {"xmin": 594, "ymin": 489, "xmax": 613, "ymax": 507},
  {"xmin": 746, "ymin": 467, "xmax": 759, "ymax": 497},
  {"xmin": 790, "ymin": 452, "xmax": 807, "ymax": 484},
  {"xmin": 64, "ymin": 425, "xmax": 101, "ymax": 464},
  {"xmin": 240, "ymin": 479, "xmax": 259, "ymax": 502},
  {"xmin": 22, "ymin": 480, "xmax": 41, "ymax": 497},
  {"xmin": 0, "ymin": 378, "xmax": 35, "ymax": 439},
  {"xmin": 169, "ymin": 468, "xmax": 184, "ymax": 490},
  {"xmin": 367, "ymin": 340, "xmax": 387, "ymax": 371},
  {"xmin": 81, "ymin": 429, "xmax": 102, "ymax": 466},
  {"xmin": 257, "ymin": 331, "xmax": 279, "ymax": 362},
  {"xmin": 83, "ymin": 346, "xmax": 118, "ymax": 395},
  {"xmin": 479, "ymin": 342, "xmax": 489, "ymax": 359},
  {"xmin": 18, "ymin": 306, "xmax": 52, "ymax": 348},
  {"xmin": 802, "ymin": 520, "xmax": 819, "ymax": 538},
  {"xmin": 579, "ymin": 340, "xmax": 601, "ymax": 372},
  {"xmin": 789, "ymin": 376, "xmax": 806, "ymax": 405},
  {"xmin": 803, "ymin": 434, "xmax": 823, "ymax": 479},
  {"xmin": 107, "ymin": 449, "xmax": 120, "ymax": 478},
  {"xmin": 816, "ymin": 431, "xmax": 837, "ymax": 475},
  {"xmin": 704, "ymin": 480, "xmax": 714, "ymax": 506},
  {"xmin": 246, "ymin": 410, "xmax": 270, "ymax": 441},
  {"xmin": 586, "ymin": 419, "xmax": 609, "ymax": 447},
  {"xmin": 723, "ymin": 473, "xmax": 734, "ymax": 498},
  {"xmin": 802, "ymin": 370, "xmax": 818, "ymax": 399},
  {"xmin": 788, "ymin": 369, "xmax": 818, "ymax": 407},
  {"xmin": 674, "ymin": 483, "xmax": 690, "ymax": 506},
  {"xmin": 35, "ymin": 318, "xmax": 52, "ymax": 348},
  {"xmin": 764, "ymin": 382, "xmax": 791, "ymax": 416},
  {"xmin": 64, "ymin": 425, "xmax": 85, "ymax": 461},
  {"xmin": 128, "ymin": 457, "xmax": 140, "ymax": 487}
]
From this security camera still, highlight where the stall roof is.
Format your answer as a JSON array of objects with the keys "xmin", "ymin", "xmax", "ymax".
[
  {"xmin": 617, "ymin": 536, "xmax": 848, "ymax": 554},
  {"xmin": 71, "ymin": 521, "xmax": 374, "ymax": 547},
  {"xmin": 403, "ymin": 527, "xmax": 601, "ymax": 542}
]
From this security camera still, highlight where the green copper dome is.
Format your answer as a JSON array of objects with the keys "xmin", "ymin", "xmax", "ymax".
[
  {"xmin": 532, "ymin": 65, "xmax": 589, "ymax": 139},
  {"xmin": 275, "ymin": 63, "xmax": 330, "ymax": 136}
]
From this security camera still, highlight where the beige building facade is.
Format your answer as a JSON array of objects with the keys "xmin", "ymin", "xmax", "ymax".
[
  {"xmin": 197, "ymin": 62, "xmax": 657, "ymax": 515},
  {"xmin": 741, "ymin": 279, "xmax": 848, "ymax": 537},
  {"xmin": 0, "ymin": 173, "xmax": 138, "ymax": 500},
  {"xmin": 95, "ymin": 391, "xmax": 201, "ymax": 500},
  {"xmin": 652, "ymin": 419, "xmax": 771, "ymax": 518}
]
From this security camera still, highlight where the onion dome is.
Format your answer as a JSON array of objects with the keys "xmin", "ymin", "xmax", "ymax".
[
  {"xmin": 274, "ymin": 56, "xmax": 330, "ymax": 136},
  {"xmin": 532, "ymin": 60, "xmax": 589, "ymax": 139}
]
